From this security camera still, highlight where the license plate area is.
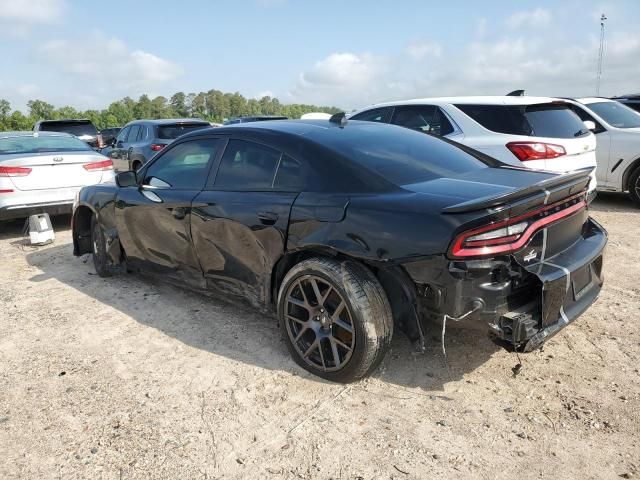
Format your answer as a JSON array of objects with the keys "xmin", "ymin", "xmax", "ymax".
[{"xmin": 572, "ymin": 264, "xmax": 592, "ymax": 300}]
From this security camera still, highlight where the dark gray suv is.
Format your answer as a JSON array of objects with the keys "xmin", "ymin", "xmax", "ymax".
[{"xmin": 108, "ymin": 119, "xmax": 210, "ymax": 171}]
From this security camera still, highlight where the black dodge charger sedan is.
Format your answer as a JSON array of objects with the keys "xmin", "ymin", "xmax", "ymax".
[{"xmin": 72, "ymin": 117, "xmax": 607, "ymax": 382}]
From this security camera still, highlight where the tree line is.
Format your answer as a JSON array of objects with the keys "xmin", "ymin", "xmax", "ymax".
[{"xmin": 0, "ymin": 91, "xmax": 341, "ymax": 131}]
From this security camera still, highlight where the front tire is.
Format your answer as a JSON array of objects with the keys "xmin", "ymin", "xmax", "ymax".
[
  {"xmin": 277, "ymin": 257, "xmax": 393, "ymax": 383},
  {"xmin": 91, "ymin": 216, "xmax": 111, "ymax": 277},
  {"xmin": 628, "ymin": 167, "xmax": 640, "ymax": 207}
]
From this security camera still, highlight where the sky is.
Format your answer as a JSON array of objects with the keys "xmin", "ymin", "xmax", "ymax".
[{"xmin": 1, "ymin": 0, "xmax": 639, "ymax": 112}]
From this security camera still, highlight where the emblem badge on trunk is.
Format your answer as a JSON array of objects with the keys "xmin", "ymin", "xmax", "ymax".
[
  {"xmin": 524, "ymin": 249, "xmax": 537, "ymax": 262},
  {"xmin": 53, "ymin": 157, "xmax": 63, "ymax": 162}
]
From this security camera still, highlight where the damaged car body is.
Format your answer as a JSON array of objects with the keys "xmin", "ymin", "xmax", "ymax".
[{"xmin": 72, "ymin": 118, "xmax": 607, "ymax": 382}]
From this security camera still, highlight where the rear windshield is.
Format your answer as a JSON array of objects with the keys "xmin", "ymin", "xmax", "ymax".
[
  {"xmin": 38, "ymin": 121, "xmax": 98, "ymax": 136},
  {"xmin": 328, "ymin": 123, "xmax": 494, "ymax": 186},
  {"xmin": 587, "ymin": 101, "xmax": 640, "ymax": 128},
  {"xmin": 455, "ymin": 103, "xmax": 588, "ymax": 138},
  {"xmin": 157, "ymin": 123, "xmax": 209, "ymax": 139},
  {"xmin": 0, "ymin": 135, "xmax": 92, "ymax": 155}
]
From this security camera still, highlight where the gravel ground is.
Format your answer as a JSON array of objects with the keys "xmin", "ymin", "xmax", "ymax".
[{"xmin": 0, "ymin": 193, "xmax": 638, "ymax": 480}]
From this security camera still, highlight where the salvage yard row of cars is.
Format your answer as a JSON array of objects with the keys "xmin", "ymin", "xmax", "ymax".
[{"xmin": 3, "ymin": 92, "xmax": 640, "ymax": 381}]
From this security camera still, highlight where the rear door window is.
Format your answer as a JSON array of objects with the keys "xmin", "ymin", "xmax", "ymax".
[
  {"xmin": 273, "ymin": 155, "xmax": 306, "ymax": 191},
  {"xmin": 390, "ymin": 105, "xmax": 455, "ymax": 136},
  {"xmin": 350, "ymin": 107, "xmax": 393, "ymax": 123},
  {"xmin": 213, "ymin": 140, "xmax": 281, "ymax": 190},
  {"xmin": 455, "ymin": 103, "xmax": 587, "ymax": 138}
]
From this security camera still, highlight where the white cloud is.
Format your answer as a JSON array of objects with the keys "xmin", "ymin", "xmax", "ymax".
[
  {"xmin": 288, "ymin": 52, "xmax": 391, "ymax": 107},
  {"xmin": 506, "ymin": 8, "xmax": 551, "ymax": 29},
  {"xmin": 288, "ymin": 26, "xmax": 640, "ymax": 110},
  {"xmin": 38, "ymin": 33, "xmax": 183, "ymax": 105},
  {"xmin": 0, "ymin": 0, "xmax": 66, "ymax": 24},
  {"xmin": 406, "ymin": 41, "xmax": 442, "ymax": 61}
]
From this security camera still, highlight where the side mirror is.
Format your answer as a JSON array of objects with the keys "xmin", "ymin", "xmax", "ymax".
[
  {"xmin": 116, "ymin": 171, "xmax": 137, "ymax": 188},
  {"xmin": 583, "ymin": 120, "xmax": 597, "ymax": 131}
]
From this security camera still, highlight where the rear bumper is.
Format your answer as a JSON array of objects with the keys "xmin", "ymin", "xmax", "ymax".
[
  {"xmin": 402, "ymin": 217, "xmax": 607, "ymax": 351},
  {"xmin": 0, "ymin": 187, "xmax": 79, "ymax": 220},
  {"xmin": 0, "ymin": 201, "xmax": 72, "ymax": 220}
]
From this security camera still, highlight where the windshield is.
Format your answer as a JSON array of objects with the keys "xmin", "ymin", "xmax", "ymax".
[
  {"xmin": 157, "ymin": 123, "xmax": 209, "ymax": 139},
  {"xmin": 38, "ymin": 121, "xmax": 98, "ymax": 136},
  {"xmin": 456, "ymin": 103, "xmax": 588, "ymax": 138},
  {"xmin": 329, "ymin": 123, "xmax": 493, "ymax": 185},
  {"xmin": 0, "ymin": 135, "xmax": 92, "ymax": 155},
  {"xmin": 588, "ymin": 102, "xmax": 640, "ymax": 128}
]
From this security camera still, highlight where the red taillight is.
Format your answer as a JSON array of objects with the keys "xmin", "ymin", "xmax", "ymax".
[
  {"xmin": 150, "ymin": 144, "xmax": 165, "ymax": 151},
  {"xmin": 97, "ymin": 134, "xmax": 105, "ymax": 149},
  {"xmin": 83, "ymin": 159, "xmax": 113, "ymax": 171},
  {"xmin": 449, "ymin": 192, "xmax": 587, "ymax": 258},
  {"xmin": 0, "ymin": 166, "xmax": 32, "ymax": 177},
  {"xmin": 506, "ymin": 142, "xmax": 566, "ymax": 162},
  {"xmin": 0, "ymin": 189, "xmax": 14, "ymax": 193}
]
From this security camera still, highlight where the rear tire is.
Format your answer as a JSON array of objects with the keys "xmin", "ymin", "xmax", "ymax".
[
  {"xmin": 91, "ymin": 216, "xmax": 111, "ymax": 278},
  {"xmin": 277, "ymin": 257, "xmax": 393, "ymax": 383},
  {"xmin": 628, "ymin": 167, "xmax": 640, "ymax": 207}
]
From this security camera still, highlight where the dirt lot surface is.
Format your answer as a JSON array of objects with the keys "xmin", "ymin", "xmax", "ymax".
[{"xmin": 1, "ymin": 193, "xmax": 639, "ymax": 480}]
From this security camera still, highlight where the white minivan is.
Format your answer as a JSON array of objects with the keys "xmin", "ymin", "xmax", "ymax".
[{"xmin": 350, "ymin": 96, "xmax": 597, "ymax": 194}]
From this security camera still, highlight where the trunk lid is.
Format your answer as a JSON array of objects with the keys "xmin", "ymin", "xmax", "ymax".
[
  {"xmin": 408, "ymin": 167, "xmax": 592, "ymax": 261},
  {"xmin": 1, "ymin": 152, "xmax": 108, "ymax": 190}
]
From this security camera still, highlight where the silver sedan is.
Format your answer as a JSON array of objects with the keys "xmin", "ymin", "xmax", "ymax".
[{"xmin": 0, "ymin": 131, "xmax": 115, "ymax": 221}]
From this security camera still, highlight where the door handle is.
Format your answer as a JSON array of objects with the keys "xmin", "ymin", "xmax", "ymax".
[
  {"xmin": 172, "ymin": 207, "xmax": 187, "ymax": 219},
  {"xmin": 257, "ymin": 211, "xmax": 278, "ymax": 225}
]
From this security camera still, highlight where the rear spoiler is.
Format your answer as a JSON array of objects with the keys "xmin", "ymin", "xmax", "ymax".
[{"xmin": 443, "ymin": 168, "xmax": 592, "ymax": 213}]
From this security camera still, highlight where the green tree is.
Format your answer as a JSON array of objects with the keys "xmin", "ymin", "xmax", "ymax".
[
  {"xmin": 0, "ymin": 89, "xmax": 343, "ymax": 133},
  {"xmin": 170, "ymin": 92, "xmax": 188, "ymax": 117},
  {"xmin": 27, "ymin": 99, "xmax": 55, "ymax": 121}
]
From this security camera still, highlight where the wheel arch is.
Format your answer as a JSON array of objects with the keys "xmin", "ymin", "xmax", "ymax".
[
  {"xmin": 270, "ymin": 247, "xmax": 422, "ymax": 346},
  {"xmin": 72, "ymin": 204, "xmax": 97, "ymax": 256},
  {"xmin": 622, "ymin": 155, "xmax": 640, "ymax": 191}
]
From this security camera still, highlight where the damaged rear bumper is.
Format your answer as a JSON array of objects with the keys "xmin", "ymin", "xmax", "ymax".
[{"xmin": 401, "ymin": 217, "xmax": 607, "ymax": 351}]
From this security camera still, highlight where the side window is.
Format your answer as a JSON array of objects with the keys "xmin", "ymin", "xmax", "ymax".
[
  {"xmin": 127, "ymin": 125, "xmax": 141, "ymax": 142},
  {"xmin": 391, "ymin": 105, "xmax": 437, "ymax": 134},
  {"xmin": 137, "ymin": 125, "xmax": 147, "ymax": 141},
  {"xmin": 214, "ymin": 140, "xmax": 281, "ymax": 190},
  {"xmin": 116, "ymin": 126, "xmax": 130, "ymax": 143},
  {"xmin": 434, "ymin": 108, "xmax": 455, "ymax": 136},
  {"xmin": 350, "ymin": 107, "xmax": 393, "ymax": 123},
  {"xmin": 273, "ymin": 155, "xmax": 306, "ymax": 191},
  {"xmin": 142, "ymin": 138, "xmax": 220, "ymax": 190},
  {"xmin": 570, "ymin": 106, "xmax": 605, "ymax": 134}
]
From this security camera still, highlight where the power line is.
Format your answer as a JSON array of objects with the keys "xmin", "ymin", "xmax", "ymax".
[{"xmin": 596, "ymin": 13, "xmax": 607, "ymax": 95}]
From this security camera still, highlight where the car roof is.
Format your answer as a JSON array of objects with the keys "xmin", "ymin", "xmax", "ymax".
[
  {"xmin": 0, "ymin": 131, "xmax": 74, "ymax": 139},
  {"xmin": 126, "ymin": 118, "xmax": 209, "ymax": 126},
  {"xmin": 576, "ymin": 97, "xmax": 616, "ymax": 105},
  {"xmin": 356, "ymin": 95, "xmax": 566, "ymax": 110},
  {"xmin": 36, "ymin": 119, "xmax": 93, "ymax": 123}
]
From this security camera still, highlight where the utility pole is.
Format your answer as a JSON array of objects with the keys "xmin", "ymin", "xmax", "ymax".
[{"xmin": 596, "ymin": 13, "xmax": 607, "ymax": 95}]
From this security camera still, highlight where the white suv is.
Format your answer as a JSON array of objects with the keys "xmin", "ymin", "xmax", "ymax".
[
  {"xmin": 350, "ymin": 96, "xmax": 597, "ymax": 194},
  {"xmin": 564, "ymin": 98, "xmax": 640, "ymax": 205}
]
